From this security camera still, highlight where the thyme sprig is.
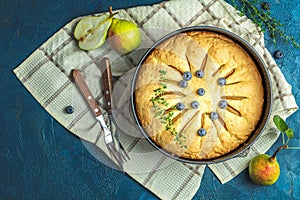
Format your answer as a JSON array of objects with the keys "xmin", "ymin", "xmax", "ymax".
[
  {"xmin": 230, "ymin": 0, "xmax": 300, "ymax": 48},
  {"xmin": 150, "ymin": 70, "xmax": 187, "ymax": 148},
  {"xmin": 150, "ymin": 70, "xmax": 169, "ymax": 118}
]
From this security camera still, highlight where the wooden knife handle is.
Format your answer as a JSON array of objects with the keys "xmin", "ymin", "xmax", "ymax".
[
  {"xmin": 101, "ymin": 57, "xmax": 113, "ymax": 115},
  {"xmin": 72, "ymin": 69, "xmax": 102, "ymax": 116}
]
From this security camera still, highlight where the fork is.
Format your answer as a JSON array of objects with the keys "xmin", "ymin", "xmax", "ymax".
[
  {"xmin": 101, "ymin": 57, "xmax": 130, "ymax": 164},
  {"xmin": 71, "ymin": 69, "xmax": 125, "ymax": 170}
]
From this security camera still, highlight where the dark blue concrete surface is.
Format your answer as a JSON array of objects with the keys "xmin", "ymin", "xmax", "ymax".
[{"xmin": 1, "ymin": 0, "xmax": 299, "ymax": 199}]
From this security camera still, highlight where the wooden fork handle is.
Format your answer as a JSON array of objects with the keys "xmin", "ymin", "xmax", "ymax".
[{"xmin": 72, "ymin": 69, "xmax": 102, "ymax": 116}]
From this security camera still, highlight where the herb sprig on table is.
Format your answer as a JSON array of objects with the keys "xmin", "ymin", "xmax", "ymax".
[
  {"xmin": 150, "ymin": 70, "xmax": 187, "ymax": 148},
  {"xmin": 230, "ymin": 0, "xmax": 300, "ymax": 48}
]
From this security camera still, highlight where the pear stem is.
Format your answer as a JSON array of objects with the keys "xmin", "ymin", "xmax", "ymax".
[
  {"xmin": 109, "ymin": 6, "xmax": 113, "ymax": 16},
  {"xmin": 270, "ymin": 144, "xmax": 288, "ymax": 161}
]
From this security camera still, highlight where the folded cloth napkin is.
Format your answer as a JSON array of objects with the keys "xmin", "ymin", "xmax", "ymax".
[{"xmin": 13, "ymin": 0, "xmax": 298, "ymax": 199}]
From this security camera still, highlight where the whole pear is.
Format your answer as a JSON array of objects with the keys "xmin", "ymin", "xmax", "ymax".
[
  {"xmin": 249, "ymin": 154, "xmax": 280, "ymax": 185},
  {"xmin": 249, "ymin": 145, "xmax": 288, "ymax": 185},
  {"xmin": 107, "ymin": 18, "xmax": 141, "ymax": 55}
]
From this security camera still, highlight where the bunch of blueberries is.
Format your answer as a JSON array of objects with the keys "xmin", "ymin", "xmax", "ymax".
[{"xmin": 176, "ymin": 71, "xmax": 228, "ymax": 136}]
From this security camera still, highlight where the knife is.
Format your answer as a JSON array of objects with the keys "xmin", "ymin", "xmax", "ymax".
[{"xmin": 71, "ymin": 69, "xmax": 124, "ymax": 168}]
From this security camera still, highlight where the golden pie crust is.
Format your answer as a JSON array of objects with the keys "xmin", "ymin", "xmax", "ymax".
[{"xmin": 134, "ymin": 31, "xmax": 264, "ymax": 160}]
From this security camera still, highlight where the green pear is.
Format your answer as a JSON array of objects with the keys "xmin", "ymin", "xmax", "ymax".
[
  {"xmin": 74, "ymin": 14, "xmax": 113, "ymax": 50},
  {"xmin": 249, "ymin": 145, "xmax": 287, "ymax": 186},
  {"xmin": 107, "ymin": 18, "xmax": 141, "ymax": 55}
]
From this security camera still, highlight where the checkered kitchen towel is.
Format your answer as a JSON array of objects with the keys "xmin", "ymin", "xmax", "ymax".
[{"xmin": 13, "ymin": 0, "xmax": 298, "ymax": 199}]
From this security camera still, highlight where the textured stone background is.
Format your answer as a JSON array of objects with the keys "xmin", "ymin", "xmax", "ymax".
[{"xmin": 0, "ymin": 0, "xmax": 299, "ymax": 199}]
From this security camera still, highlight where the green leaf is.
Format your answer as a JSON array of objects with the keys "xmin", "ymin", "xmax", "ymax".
[
  {"xmin": 273, "ymin": 115, "xmax": 288, "ymax": 132},
  {"xmin": 285, "ymin": 128, "xmax": 294, "ymax": 139}
]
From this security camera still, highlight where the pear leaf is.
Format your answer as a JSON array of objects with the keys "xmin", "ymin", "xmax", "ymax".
[
  {"xmin": 273, "ymin": 115, "xmax": 288, "ymax": 132},
  {"xmin": 285, "ymin": 128, "xmax": 294, "ymax": 139}
]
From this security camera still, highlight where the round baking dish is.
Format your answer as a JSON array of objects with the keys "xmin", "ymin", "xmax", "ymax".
[{"xmin": 131, "ymin": 26, "xmax": 272, "ymax": 164}]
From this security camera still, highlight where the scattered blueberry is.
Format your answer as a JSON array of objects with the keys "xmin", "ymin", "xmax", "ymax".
[
  {"xmin": 176, "ymin": 102, "xmax": 185, "ymax": 110},
  {"xmin": 191, "ymin": 101, "xmax": 199, "ymax": 109},
  {"xmin": 262, "ymin": 2, "xmax": 270, "ymax": 10},
  {"xmin": 179, "ymin": 80, "xmax": 188, "ymax": 88},
  {"xmin": 217, "ymin": 77, "xmax": 226, "ymax": 86},
  {"xmin": 65, "ymin": 106, "xmax": 74, "ymax": 114},
  {"xmin": 274, "ymin": 50, "xmax": 284, "ymax": 59},
  {"xmin": 196, "ymin": 70, "xmax": 205, "ymax": 78},
  {"xmin": 210, "ymin": 112, "xmax": 219, "ymax": 120},
  {"xmin": 183, "ymin": 71, "xmax": 192, "ymax": 81},
  {"xmin": 197, "ymin": 128, "xmax": 207, "ymax": 136},
  {"xmin": 197, "ymin": 88, "xmax": 205, "ymax": 96},
  {"xmin": 218, "ymin": 100, "xmax": 227, "ymax": 109}
]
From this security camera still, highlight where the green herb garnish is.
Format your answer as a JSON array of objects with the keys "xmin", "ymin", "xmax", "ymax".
[
  {"xmin": 150, "ymin": 70, "xmax": 169, "ymax": 118},
  {"xmin": 230, "ymin": 0, "xmax": 300, "ymax": 48},
  {"xmin": 150, "ymin": 70, "xmax": 171, "ymax": 121},
  {"xmin": 150, "ymin": 70, "xmax": 187, "ymax": 148}
]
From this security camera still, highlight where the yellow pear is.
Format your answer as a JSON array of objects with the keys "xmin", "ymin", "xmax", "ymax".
[
  {"xmin": 249, "ymin": 154, "xmax": 280, "ymax": 185},
  {"xmin": 107, "ymin": 18, "xmax": 141, "ymax": 55},
  {"xmin": 249, "ymin": 145, "xmax": 288, "ymax": 186}
]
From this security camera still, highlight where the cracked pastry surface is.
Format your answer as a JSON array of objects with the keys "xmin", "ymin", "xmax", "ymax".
[{"xmin": 134, "ymin": 31, "xmax": 264, "ymax": 160}]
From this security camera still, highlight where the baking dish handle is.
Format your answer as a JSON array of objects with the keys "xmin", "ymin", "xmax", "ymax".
[{"xmin": 236, "ymin": 147, "xmax": 251, "ymax": 158}]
